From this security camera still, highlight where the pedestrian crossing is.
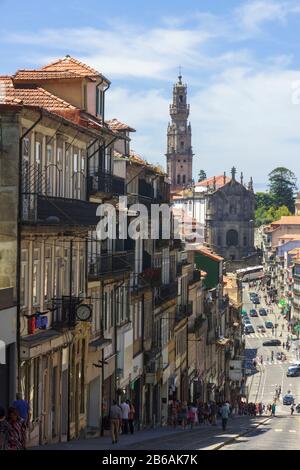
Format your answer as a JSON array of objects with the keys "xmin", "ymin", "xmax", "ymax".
[{"xmin": 247, "ymin": 333, "xmax": 277, "ymax": 339}]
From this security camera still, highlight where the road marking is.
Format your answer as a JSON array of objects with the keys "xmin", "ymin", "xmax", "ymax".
[
  {"xmin": 274, "ymin": 429, "xmax": 283, "ymax": 432},
  {"xmin": 289, "ymin": 430, "xmax": 296, "ymax": 433}
]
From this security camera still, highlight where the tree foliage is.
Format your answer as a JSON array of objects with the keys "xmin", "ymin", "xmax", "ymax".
[
  {"xmin": 198, "ymin": 170, "xmax": 207, "ymax": 182},
  {"xmin": 268, "ymin": 167, "xmax": 297, "ymax": 212},
  {"xmin": 254, "ymin": 167, "xmax": 297, "ymax": 226}
]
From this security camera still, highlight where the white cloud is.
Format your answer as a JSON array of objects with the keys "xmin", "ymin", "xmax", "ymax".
[
  {"xmin": 235, "ymin": 0, "xmax": 294, "ymax": 34},
  {"xmin": 4, "ymin": 3, "xmax": 300, "ymax": 187}
]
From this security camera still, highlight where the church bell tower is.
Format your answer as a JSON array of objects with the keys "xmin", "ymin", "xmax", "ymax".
[{"xmin": 166, "ymin": 72, "xmax": 193, "ymax": 191}]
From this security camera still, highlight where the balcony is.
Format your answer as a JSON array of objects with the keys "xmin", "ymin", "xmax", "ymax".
[
  {"xmin": 51, "ymin": 296, "xmax": 81, "ymax": 329},
  {"xmin": 176, "ymin": 302, "xmax": 193, "ymax": 322},
  {"xmin": 189, "ymin": 269, "xmax": 201, "ymax": 285},
  {"xmin": 87, "ymin": 171, "xmax": 125, "ymax": 198},
  {"xmin": 88, "ymin": 251, "xmax": 135, "ymax": 280},
  {"xmin": 139, "ymin": 179, "xmax": 154, "ymax": 200},
  {"xmin": 190, "ymin": 314, "xmax": 207, "ymax": 335},
  {"xmin": 141, "ymin": 267, "xmax": 162, "ymax": 287},
  {"xmin": 22, "ymin": 193, "xmax": 100, "ymax": 226},
  {"xmin": 154, "ymin": 281, "xmax": 178, "ymax": 307}
]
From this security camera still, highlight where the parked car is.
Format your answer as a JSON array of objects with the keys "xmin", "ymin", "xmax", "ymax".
[
  {"xmin": 257, "ymin": 325, "xmax": 266, "ymax": 333},
  {"xmin": 253, "ymin": 297, "xmax": 260, "ymax": 304},
  {"xmin": 242, "ymin": 316, "xmax": 251, "ymax": 325},
  {"xmin": 283, "ymin": 394, "xmax": 294, "ymax": 405},
  {"xmin": 276, "ymin": 351, "xmax": 283, "ymax": 360},
  {"xmin": 265, "ymin": 321, "xmax": 274, "ymax": 329},
  {"xmin": 259, "ymin": 308, "xmax": 267, "ymax": 316},
  {"xmin": 296, "ymin": 404, "xmax": 300, "ymax": 413},
  {"xmin": 287, "ymin": 366, "xmax": 300, "ymax": 377},
  {"xmin": 249, "ymin": 292, "xmax": 257, "ymax": 299},
  {"xmin": 262, "ymin": 339, "xmax": 281, "ymax": 346},
  {"xmin": 250, "ymin": 309, "xmax": 258, "ymax": 317},
  {"xmin": 244, "ymin": 324, "xmax": 255, "ymax": 334}
]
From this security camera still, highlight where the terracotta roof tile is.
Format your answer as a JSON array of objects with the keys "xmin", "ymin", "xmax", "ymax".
[
  {"xmin": 14, "ymin": 70, "xmax": 85, "ymax": 81},
  {"xmin": 106, "ymin": 118, "xmax": 136, "ymax": 132},
  {"xmin": 40, "ymin": 55, "xmax": 102, "ymax": 79},
  {"xmin": 195, "ymin": 175, "xmax": 231, "ymax": 189},
  {"xmin": 197, "ymin": 247, "xmax": 224, "ymax": 262},
  {"xmin": 0, "ymin": 77, "xmax": 76, "ymax": 112},
  {"xmin": 271, "ymin": 216, "xmax": 300, "ymax": 226}
]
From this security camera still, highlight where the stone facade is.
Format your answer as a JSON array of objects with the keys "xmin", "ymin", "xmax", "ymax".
[
  {"xmin": 166, "ymin": 74, "xmax": 193, "ymax": 191},
  {"xmin": 205, "ymin": 168, "xmax": 255, "ymax": 261}
]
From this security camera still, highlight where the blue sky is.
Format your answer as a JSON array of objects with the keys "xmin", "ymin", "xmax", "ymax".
[{"xmin": 2, "ymin": 0, "xmax": 300, "ymax": 190}]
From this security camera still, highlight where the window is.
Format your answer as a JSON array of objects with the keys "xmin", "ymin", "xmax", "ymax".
[
  {"xmin": 96, "ymin": 87, "xmax": 104, "ymax": 117},
  {"xmin": 44, "ymin": 258, "xmax": 51, "ymax": 301},
  {"xmin": 32, "ymin": 250, "xmax": 40, "ymax": 305},
  {"xmin": 177, "ymin": 175, "xmax": 181, "ymax": 184},
  {"xmin": 35, "ymin": 141, "xmax": 42, "ymax": 193},
  {"xmin": 180, "ymin": 141, "xmax": 184, "ymax": 149},
  {"xmin": 103, "ymin": 292, "xmax": 108, "ymax": 330},
  {"xmin": 83, "ymin": 84, "xmax": 87, "ymax": 110},
  {"xmin": 20, "ymin": 250, "xmax": 28, "ymax": 307},
  {"xmin": 182, "ymin": 175, "xmax": 186, "ymax": 184},
  {"xmin": 226, "ymin": 229, "xmax": 239, "ymax": 247},
  {"xmin": 22, "ymin": 138, "xmax": 30, "ymax": 193},
  {"xmin": 243, "ymin": 236, "xmax": 247, "ymax": 247},
  {"xmin": 179, "ymin": 95, "xmax": 183, "ymax": 103}
]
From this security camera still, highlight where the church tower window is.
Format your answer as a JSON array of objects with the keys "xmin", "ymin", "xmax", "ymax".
[
  {"xmin": 177, "ymin": 175, "xmax": 181, "ymax": 185},
  {"xmin": 182, "ymin": 175, "xmax": 186, "ymax": 184},
  {"xmin": 226, "ymin": 229, "xmax": 238, "ymax": 247}
]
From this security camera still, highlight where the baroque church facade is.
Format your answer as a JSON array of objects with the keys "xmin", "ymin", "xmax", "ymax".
[
  {"xmin": 166, "ymin": 73, "xmax": 193, "ymax": 191},
  {"xmin": 205, "ymin": 168, "xmax": 256, "ymax": 261}
]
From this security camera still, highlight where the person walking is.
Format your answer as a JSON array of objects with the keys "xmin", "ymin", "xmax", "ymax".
[
  {"xmin": 0, "ymin": 406, "xmax": 10, "ymax": 450},
  {"xmin": 109, "ymin": 400, "xmax": 122, "ymax": 444},
  {"xmin": 180, "ymin": 401, "xmax": 188, "ymax": 429},
  {"xmin": 127, "ymin": 400, "xmax": 135, "ymax": 435},
  {"xmin": 12, "ymin": 393, "xmax": 30, "ymax": 427},
  {"xmin": 6, "ymin": 407, "xmax": 26, "ymax": 450},
  {"xmin": 171, "ymin": 400, "xmax": 178, "ymax": 428},
  {"xmin": 221, "ymin": 402, "xmax": 229, "ymax": 431},
  {"xmin": 291, "ymin": 404, "xmax": 295, "ymax": 416},
  {"xmin": 271, "ymin": 402, "xmax": 276, "ymax": 417},
  {"xmin": 120, "ymin": 399, "xmax": 130, "ymax": 435}
]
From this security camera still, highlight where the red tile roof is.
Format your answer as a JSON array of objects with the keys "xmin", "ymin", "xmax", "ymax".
[
  {"xmin": 0, "ymin": 77, "xmax": 76, "ymax": 111},
  {"xmin": 0, "ymin": 77, "xmax": 115, "ymax": 136},
  {"xmin": 40, "ymin": 55, "xmax": 105, "ymax": 80},
  {"xmin": 14, "ymin": 70, "xmax": 85, "ymax": 81},
  {"xmin": 197, "ymin": 247, "xmax": 224, "ymax": 262},
  {"xmin": 195, "ymin": 175, "xmax": 231, "ymax": 189},
  {"xmin": 106, "ymin": 118, "xmax": 136, "ymax": 132}
]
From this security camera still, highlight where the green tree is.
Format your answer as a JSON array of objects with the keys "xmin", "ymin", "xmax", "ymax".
[
  {"xmin": 268, "ymin": 167, "xmax": 297, "ymax": 212},
  {"xmin": 255, "ymin": 192, "xmax": 274, "ymax": 210},
  {"xmin": 198, "ymin": 170, "xmax": 207, "ymax": 182}
]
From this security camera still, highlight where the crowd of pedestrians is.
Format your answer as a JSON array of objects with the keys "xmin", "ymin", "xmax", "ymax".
[
  {"xmin": 0, "ymin": 394, "xmax": 29, "ymax": 450},
  {"xmin": 109, "ymin": 399, "xmax": 135, "ymax": 444}
]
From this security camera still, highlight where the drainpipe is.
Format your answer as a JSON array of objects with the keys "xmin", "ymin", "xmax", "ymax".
[
  {"xmin": 101, "ymin": 82, "xmax": 111, "ymax": 126},
  {"xmin": 17, "ymin": 111, "xmax": 43, "ymax": 392}
]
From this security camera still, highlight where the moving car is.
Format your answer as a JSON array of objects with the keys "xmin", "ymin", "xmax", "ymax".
[
  {"xmin": 262, "ymin": 339, "xmax": 281, "ymax": 346},
  {"xmin": 259, "ymin": 308, "xmax": 267, "ymax": 316},
  {"xmin": 250, "ymin": 309, "xmax": 258, "ymax": 317},
  {"xmin": 257, "ymin": 325, "xmax": 266, "ymax": 333},
  {"xmin": 244, "ymin": 324, "xmax": 255, "ymax": 334},
  {"xmin": 283, "ymin": 394, "xmax": 294, "ymax": 405},
  {"xmin": 265, "ymin": 321, "xmax": 274, "ymax": 329},
  {"xmin": 276, "ymin": 351, "xmax": 283, "ymax": 360},
  {"xmin": 287, "ymin": 366, "xmax": 300, "ymax": 377}
]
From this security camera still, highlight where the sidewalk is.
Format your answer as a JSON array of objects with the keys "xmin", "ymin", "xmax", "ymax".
[{"xmin": 32, "ymin": 415, "xmax": 268, "ymax": 450}]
